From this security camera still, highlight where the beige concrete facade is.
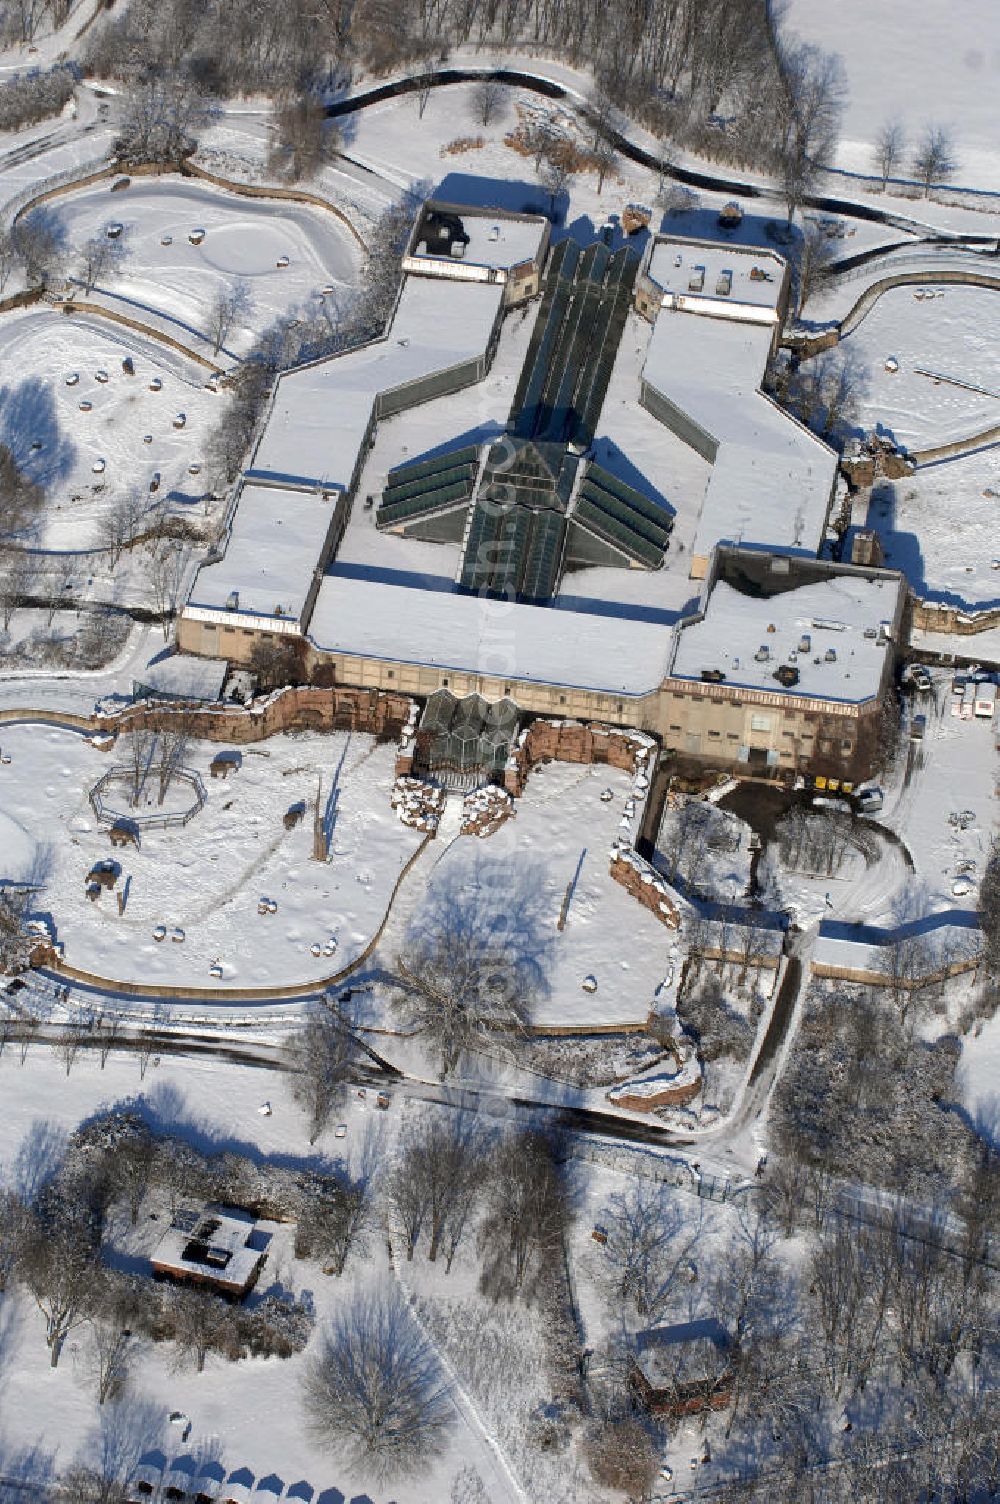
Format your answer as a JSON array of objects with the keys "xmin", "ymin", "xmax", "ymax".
[{"xmin": 177, "ymin": 553, "xmax": 904, "ymax": 789}]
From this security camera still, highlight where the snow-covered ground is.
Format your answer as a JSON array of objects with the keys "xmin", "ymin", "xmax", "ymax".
[
  {"xmin": 48, "ymin": 174, "xmax": 362, "ymax": 357},
  {"xmin": 839, "ymin": 284, "xmax": 1000, "ymax": 451},
  {"xmin": 0, "ymin": 306, "xmax": 219, "ymax": 546},
  {"xmin": 787, "ymin": 0, "xmax": 1000, "ymax": 192},
  {"xmin": 849, "ymin": 456, "xmax": 1000, "ymax": 609},
  {"xmin": 0, "ymin": 1049, "xmax": 518, "ymax": 1504},
  {"xmin": 0, "ymin": 724, "xmax": 422, "ymax": 990},
  {"xmin": 393, "ymin": 761, "xmax": 673, "ymax": 1031}
]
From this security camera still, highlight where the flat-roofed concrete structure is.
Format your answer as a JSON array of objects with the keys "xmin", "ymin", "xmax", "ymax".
[
  {"xmin": 635, "ymin": 234, "xmax": 837, "ymax": 579},
  {"xmin": 175, "ymin": 209, "xmax": 905, "ymax": 789},
  {"xmin": 179, "ymin": 273, "xmax": 505, "ymax": 660},
  {"xmin": 185, "ymin": 483, "xmax": 343, "ymax": 640},
  {"xmin": 403, "ymin": 200, "xmax": 550, "ymax": 304},
  {"xmin": 659, "ymin": 548, "xmax": 907, "ymax": 784},
  {"xmin": 150, "ymin": 1204, "xmax": 271, "ymax": 1299},
  {"xmin": 636, "ymin": 237, "xmax": 788, "ymax": 329}
]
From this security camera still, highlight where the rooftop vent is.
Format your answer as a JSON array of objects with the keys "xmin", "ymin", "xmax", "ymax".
[
  {"xmin": 799, "ymin": 633, "xmax": 811, "ymax": 653},
  {"xmin": 226, "ymin": 591, "xmax": 239, "ymax": 610},
  {"xmin": 754, "ymin": 645, "xmax": 770, "ymax": 662},
  {"xmin": 825, "ymin": 647, "xmax": 838, "ymax": 663},
  {"xmin": 773, "ymin": 664, "xmax": 799, "ymax": 688}
]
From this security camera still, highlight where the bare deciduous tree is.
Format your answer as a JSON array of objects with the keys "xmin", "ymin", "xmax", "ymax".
[
  {"xmin": 295, "ymin": 1177, "xmax": 370, "ymax": 1276},
  {"xmin": 147, "ymin": 537, "xmax": 187, "ymax": 635},
  {"xmin": 303, "ymin": 1286, "xmax": 453, "ymax": 1480},
  {"xmin": 170, "ymin": 1285, "xmax": 227, "ymax": 1372},
  {"xmin": 592, "ymin": 136, "xmax": 618, "ymax": 194},
  {"xmin": 0, "ymin": 227, "xmax": 16, "ymax": 295},
  {"xmin": 207, "ymin": 277, "xmax": 253, "ymax": 357},
  {"xmin": 912, "ymin": 125, "xmax": 957, "ymax": 197},
  {"xmin": 156, "ymin": 717, "xmax": 193, "ymax": 805},
  {"xmin": 287, "ymin": 997, "xmax": 363, "ymax": 1144},
  {"xmin": 79, "ymin": 234, "xmax": 126, "ymax": 295},
  {"xmin": 88, "ymin": 1310, "xmax": 135, "ymax": 1405},
  {"xmin": 538, "ymin": 148, "xmax": 576, "ymax": 218},
  {"xmin": 873, "ymin": 120, "xmax": 905, "ymax": 192},
  {"xmin": 95, "ymin": 1010, "xmax": 122, "ymax": 1070},
  {"xmin": 794, "ymin": 220, "xmax": 834, "ymax": 313},
  {"xmin": 596, "ymin": 1178, "xmax": 701, "ymax": 1322},
  {"xmin": 124, "ymin": 726, "xmax": 157, "ymax": 808},
  {"xmin": 100, "ymin": 490, "xmax": 146, "ymax": 569},
  {"xmin": 19, "ymin": 1198, "xmax": 99, "ymax": 1367},
  {"xmin": 13, "ymin": 208, "xmax": 65, "ymax": 288},
  {"xmin": 585, "ymin": 1415, "xmax": 658, "ymax": 1499},
  {"xmin": 979, "ymin": 836, "xmax": 1000, "ymax": 979},
  {"xmin": 269, "ymin": 93, "xmax": 340, "ymax": 181},
  {"xmin": 774, "ymin": 42, "xmax": 845, "ymax": 225},
  {"xmin": 0, "ymin": 443, "xmax": 45, "ymax": 536},
  {"xmin": 385, "ymin": 1148, "xmax": 429, "ymax": 1263},
  {"xmin": 117, "ymin": 77, "xmax": 200, "ymax": 165},
  {"xmin": 387, "ymin": 1112, "xmax": 481, "ymax": 1267},
  {"xmin": 395, "ymin": 864, "xmax": 548, "ymax": 1076},
  {"xmin": 471, "ymin": 76, "xmax": 505, "ymax": 128},
  {"xmin": 480, "ymin": 1129, "xmax": 569, "ymax": 1295},
  {"xmin": 0, "ymin": 1187, "xmax": 29, "ymax": 1292}
]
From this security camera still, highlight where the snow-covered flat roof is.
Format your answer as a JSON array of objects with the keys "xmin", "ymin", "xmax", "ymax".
[
  {"xmin": 187, "ymin": 483, "xmax": 335, "ymax": 627},
  {"xmin": 150, "ymin": 1204, "xmax": 269, "ymax": 1293},
  {"xmin": 247, "ymin": 279, "xmax": 504, "ymax": 493},
  {"xmin": 646, "ymin": 238, "xmax": 785, "ymax": 316},
  {"xmin": 671, "ymin": 575, "xmax": 898, "ymax": 701},
  {"xmin": 409, "ymin": 204, "xmax": 548, "ymax": 272},
  {"xmin": 642, "ymin": 313, "xmax": 837, "ymax": 562},
  {"xmin": 309, "ymin": 571, "xmax": 675, "ymax": 695},
  {"xmin": 136, "ymin": 653, "xmax": 228, "ymax": 702}
]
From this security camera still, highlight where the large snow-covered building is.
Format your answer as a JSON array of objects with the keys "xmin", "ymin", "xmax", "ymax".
[
  {"xmin": 635, "ymin": 234, "xmax": 838, "ymax": 578},
  {"xmin": 177, "ymin": 203, "xmax": 902, "ymax": 784},
  {"xmin": 661, "ymin": 548, "xmax": 907, "ymax": 783}
]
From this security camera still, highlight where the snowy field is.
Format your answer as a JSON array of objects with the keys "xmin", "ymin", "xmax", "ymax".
[
  {"xmin": 787, "ymin": 0, "xmax": 1000, "ymax": 191},
  {"xmin": 48, "ymin": 174, "xmax": 362, "ymax": 357},
  {"xmin": 839, "ymin": 284, "xmax": 1000, "ymax": 451},
  {"xmin": 415, "ymin": 762, "xmax": 673, "ymax": 1030},
  {"xmin": 0, "ymin": 306, "xmax": 219, "ymax": 547},
  {"xmin": 850, "ymin": 457, "xmax": 1000, "ymax": 609},
  {"xmin": 0, "ymin": 1049, "xmax": 516, "ymax": 1504},
  {"xmin": 0, "ymin": 725, "xmax": 422, "ymax": 990}
]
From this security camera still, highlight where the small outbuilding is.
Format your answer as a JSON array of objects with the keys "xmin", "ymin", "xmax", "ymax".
[
  {"xmin": 150, "ymin": 1204, "xmax": 271, "ymax": 1299},
  {"xmin": 629, "ymin": 1318, "xmax": 734, "ymax": 1418}
]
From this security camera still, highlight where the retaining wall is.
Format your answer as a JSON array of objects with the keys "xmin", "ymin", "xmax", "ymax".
[
  {"xmin": 910, "ymin": 599, "xmax": 1000, "ymax": 636},
  {"xmin": 610, "ymin": 849, "xmax": 682, "ymax": 929},
  {"xmin": 97, "ymin": 683, "xmax": 414, "ymax": 743}
]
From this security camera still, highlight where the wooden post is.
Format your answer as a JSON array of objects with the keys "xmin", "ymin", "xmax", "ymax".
[{"xmin": 312, "ymin": 773, "xmax": 328, "ymax": 861}]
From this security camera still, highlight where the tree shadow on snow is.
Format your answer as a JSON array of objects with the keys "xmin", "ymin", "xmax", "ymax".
[
  {"xmin": 0, "ymin": 377, "xmax": 76, "ymax": 493},
  {"xmin": 76, "ymin": 1081, "xmax": 348, "ymax": 1180}
]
